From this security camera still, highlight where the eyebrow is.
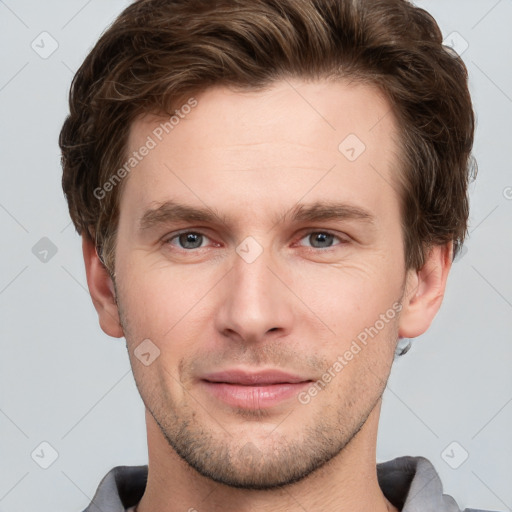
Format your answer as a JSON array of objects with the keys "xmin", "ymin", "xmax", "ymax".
[
  {"xmin": 138, "ymin": 199, "xmax": 376, "ymax": 232},
  {"xmin": 139, "ymin": 202, "xmax": 227, "ymax": 231},
  {"xmin": 286, "ymin": 201, "xmax": 375, "ymax": 225}
]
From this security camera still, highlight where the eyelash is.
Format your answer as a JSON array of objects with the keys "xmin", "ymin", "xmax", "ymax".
[{"xmin": 162, "ymin": 229, "xmax": 349, "ymax": 251}]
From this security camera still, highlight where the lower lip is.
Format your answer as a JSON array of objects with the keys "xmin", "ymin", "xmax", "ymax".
[{"xmin": 201, "ymin": 381, "xmax": 311, "ymax": 409}]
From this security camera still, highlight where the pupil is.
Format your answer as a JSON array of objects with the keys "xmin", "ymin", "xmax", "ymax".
[
  {"xmin": 311, "ymin": 233, "xmax": 333, "ymax": 248},
  {"xmin": 180, "ymin": 233, "xmax": 202, "ymax": 249}
]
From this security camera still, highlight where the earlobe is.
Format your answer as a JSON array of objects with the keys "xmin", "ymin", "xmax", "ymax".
[
  {"xmin": 82, "ymin": 235, "xmax": 124, "ymax": 338},
  {"xmin": 398, "ymin": 242, "xmax": 453, "ymax": 339}
]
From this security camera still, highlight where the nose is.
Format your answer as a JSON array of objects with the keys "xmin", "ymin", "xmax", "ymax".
[{"xmin": 214, "ymin": 245, "xmax": 295, "ymax": 345}]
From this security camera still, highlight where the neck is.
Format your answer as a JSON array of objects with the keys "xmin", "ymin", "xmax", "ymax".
[{"xmin": 136, "ymin": 401, "xmax": 398, "ymax": 512}]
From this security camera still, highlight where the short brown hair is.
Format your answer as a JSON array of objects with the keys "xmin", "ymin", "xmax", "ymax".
[{"xmin": 59, "ymin": 0, "xmax": 476, "ymax": 275}]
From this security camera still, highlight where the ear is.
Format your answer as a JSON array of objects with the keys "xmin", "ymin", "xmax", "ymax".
[
  {"xmin": 82, "ymin": 235, "xmax": 124, "ymax": 338},
  {"xmin": 398, "ymin": 242, "xmax": 453, "ymax": 339}
]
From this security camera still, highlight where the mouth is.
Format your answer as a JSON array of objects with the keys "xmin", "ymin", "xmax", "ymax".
[{"xmin": 199, "ymin": 369, "xmax": 313, "ymax": 409}]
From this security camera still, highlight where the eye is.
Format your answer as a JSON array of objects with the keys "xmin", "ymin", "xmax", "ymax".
[
  {"xmin": 297, "ymin": 231, "xmax": 347, "ymax": 249},
  {"xmin": 165, "ymin": 231, "xmax": 210, "ymax": 250}
]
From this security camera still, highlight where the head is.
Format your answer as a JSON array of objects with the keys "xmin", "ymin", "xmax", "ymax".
[{"xmin": 60, "ymin": 0, "xmax": 475, "ymax": 490}]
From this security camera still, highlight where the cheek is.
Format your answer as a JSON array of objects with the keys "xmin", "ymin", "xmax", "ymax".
[
  {"xmin": 116, "ymin": 255, "xmax": 218, "ymax": 343},
  {"xmin": 288, "ymin": 257, "xmax": 401, "ymax": 342}
]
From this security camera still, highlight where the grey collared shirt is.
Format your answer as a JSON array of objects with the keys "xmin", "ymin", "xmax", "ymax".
[{"xmin": 81, "ymin": 455, "xmax": 497, "ymax": 512}]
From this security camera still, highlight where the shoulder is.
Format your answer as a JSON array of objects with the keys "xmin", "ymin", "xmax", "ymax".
[
  {"xmin": 462, "ymin": 509, "xmax": 503, "ymax": 512},
  {"xmin": 377, "ymin": 456, "xmax": 503, "ymax": 512},
  {"xmin": 81, "ymin": 465, "xmax": 148, "ymax": 512}
]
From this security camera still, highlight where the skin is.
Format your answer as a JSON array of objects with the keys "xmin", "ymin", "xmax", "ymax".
[{"xmin": 83, "ymin": 79, "xmax": 452, "ymax": 512}]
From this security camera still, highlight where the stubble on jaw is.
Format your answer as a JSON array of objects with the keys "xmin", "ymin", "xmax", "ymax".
[{"xmin": 111, "ymin": 260, "xmax": 405, "ymax": 490}]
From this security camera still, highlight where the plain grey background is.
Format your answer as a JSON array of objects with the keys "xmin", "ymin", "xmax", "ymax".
[{"xmin": 0, "ymin": 1, "xmax": 511, "ymax": 511}]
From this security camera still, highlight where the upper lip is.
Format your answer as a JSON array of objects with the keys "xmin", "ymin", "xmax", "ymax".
[{"xmin": 201, "ymin": 369, "xmax": 312, "ymax": 385}]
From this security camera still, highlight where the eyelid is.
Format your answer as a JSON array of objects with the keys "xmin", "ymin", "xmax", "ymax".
[
  {"xmin": 294, "ymin": 229, "xmax": 350, "ymax": 249},
  {"xmin": 161, "ymin": 228, "xmax": 350, "ymax": 251},
  {"xmin": 162, "ymin": 229, "xmax": 215, "ymax": 248}
]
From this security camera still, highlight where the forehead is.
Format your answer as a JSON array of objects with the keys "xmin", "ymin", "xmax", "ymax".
[{"xmin": 120, "ymin": 79, "xmax": 401, "ymax": 227}]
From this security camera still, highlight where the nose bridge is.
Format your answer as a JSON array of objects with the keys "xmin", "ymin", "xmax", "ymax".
[
  {"xmin": 216, "ymin": 242, "xmax": 293, "ymax": 341},
  {"xmin": 234, "ymin": 247, "xmax": 273, "ymax": 305}
]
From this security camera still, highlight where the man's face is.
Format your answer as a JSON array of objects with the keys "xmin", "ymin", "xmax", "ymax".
[{"xmin": 114, "ymin": 79, "xmax": 409, "ymax": 488}]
